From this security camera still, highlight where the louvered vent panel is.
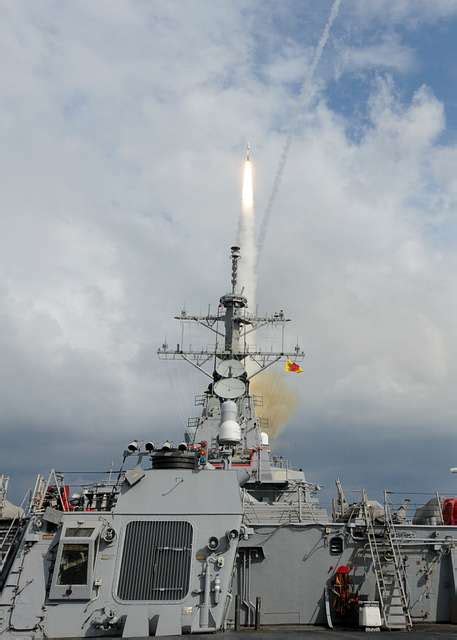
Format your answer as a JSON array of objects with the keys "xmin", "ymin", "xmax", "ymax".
[{"xmin": 117, "ymin": 521, "xmax": 192, "ymax": 601}]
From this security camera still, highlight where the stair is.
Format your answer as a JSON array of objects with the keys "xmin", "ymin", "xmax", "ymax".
[
  {"xmin": 361, "ymin": 490, "xmax": 412, "ymax": 631},
  {"xmin": 0, "ymin": 518, "xmax": 23, "ymax": 573},
  {"xmin": 384, "ymin": 492, "xmax": 413, "ymax": 630}
]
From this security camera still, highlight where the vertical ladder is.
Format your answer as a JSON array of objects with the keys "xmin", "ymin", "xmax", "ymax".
[
  {"xmin": 31, "ymin": 470, "xmax": 69, "ymax": 513},
  {"xmin": 361, "ymin": 490, "xmax": 388, "ymax": 628},
  {"xmin": 384, "ymin": 491, "xmax": 413, "ymax": 630},
  {"xmin": 30, "ymin": 474, "xmax": 47, "ymax": 513}
]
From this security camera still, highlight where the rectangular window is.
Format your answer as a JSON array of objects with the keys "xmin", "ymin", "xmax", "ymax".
[
  {"xmin": 57, "ymin": 543, "xmax": 89, "ymax": 585},
  {"xmin": 65, "ymin": 527, "xmax": 95, "ymax": 537}
]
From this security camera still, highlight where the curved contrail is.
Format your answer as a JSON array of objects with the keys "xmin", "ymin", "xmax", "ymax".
[{"xmin": 257, "ymin": 0, "xmax": 343, "ymax": 260}]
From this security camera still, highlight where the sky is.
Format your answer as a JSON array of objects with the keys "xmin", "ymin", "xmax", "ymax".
[{"xmin": 2, "ymin": 0, "xmax": 457, "ymax": 510}]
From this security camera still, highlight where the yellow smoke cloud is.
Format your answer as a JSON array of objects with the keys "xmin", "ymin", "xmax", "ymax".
[{"xmin": 251, "ymin": 372, "xmax": 299, "ymax": 439}]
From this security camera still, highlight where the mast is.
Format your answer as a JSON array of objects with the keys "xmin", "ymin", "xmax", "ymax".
[
  {"xmin": 157, "ymin": 247, "xmax": 304, "ymax": 379},
  {"xmin": 220, "ymin": 246, "xmax": 248, "ymax": 354}
]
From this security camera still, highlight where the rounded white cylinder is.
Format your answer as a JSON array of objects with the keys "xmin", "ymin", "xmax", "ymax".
[
  {"xmin": 220, "ymin": 400, "xmax": 241, "ymax": 443},
  {"xmin": 221, "ymin": 400, "xmax": 237, "ymax": 422}
]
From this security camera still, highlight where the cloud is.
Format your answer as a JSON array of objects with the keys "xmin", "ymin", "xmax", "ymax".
[
  {"xmin": 1, "ymin": 1, "xmax": 457, "ymax": 503},
  {"xmin": 258, "ymin": 79, "xmax": 457, "ymax": 440},
  {"xmin": 336, "ymin": 35, "xmax": 416, "ymax": 77}
]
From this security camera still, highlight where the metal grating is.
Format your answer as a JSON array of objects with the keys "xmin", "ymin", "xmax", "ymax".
[{"xmin": 117, "ymin": 520, "xmax": 193, "ymax": 601}]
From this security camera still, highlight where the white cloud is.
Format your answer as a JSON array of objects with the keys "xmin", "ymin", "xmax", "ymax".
[
  {"xmin": 258, "ymin": 81, "xmax": 457, "ymax": 434},
  {"xmin": 336, "ymin": 36, "xmax": 416, "ymax": 76}
]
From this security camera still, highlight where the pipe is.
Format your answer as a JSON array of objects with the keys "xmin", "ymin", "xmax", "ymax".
[
  {"xmin": 213, "ymin": 576, "xmax": 221, "ymax": 604},
  {"xmin": 199, "ymin": 561, "xmax": 211, "ymax": 629},
  {"xmin": 255, "ymin": 597, "xmax": 261, "ymax": 630},
  {"xmin": 234, "ymin": 595, "xmax": 240, "ymax": 631}
]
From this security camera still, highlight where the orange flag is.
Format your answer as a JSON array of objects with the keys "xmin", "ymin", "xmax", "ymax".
[{"xmin": 284, "ymin": 358, "xmax": 303, "ymax": 374}]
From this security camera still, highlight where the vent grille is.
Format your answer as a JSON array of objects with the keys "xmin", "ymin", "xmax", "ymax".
[{"xmin": 117, "ymin": 521, "xmax": 193, "ymax": 601}]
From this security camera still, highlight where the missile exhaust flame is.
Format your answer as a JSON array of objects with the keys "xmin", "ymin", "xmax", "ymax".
[{"xmin": 238, "ymin": 145, "xmax": 256, "ymax": 314}]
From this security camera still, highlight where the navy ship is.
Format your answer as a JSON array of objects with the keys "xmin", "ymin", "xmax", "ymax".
[{"xmin": 1, "ymin": 245, "xmax": 457, "ymax": 638}]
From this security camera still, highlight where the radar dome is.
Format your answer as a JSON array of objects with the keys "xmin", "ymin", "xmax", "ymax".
[{"xmin": 219, "ymin": 400, "xmax": 241, "ymax": 444}]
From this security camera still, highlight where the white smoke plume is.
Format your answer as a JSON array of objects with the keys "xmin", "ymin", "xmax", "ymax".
[{"xmin": 257, "ymin": 0, "xmax": 343, "ymax": 259}]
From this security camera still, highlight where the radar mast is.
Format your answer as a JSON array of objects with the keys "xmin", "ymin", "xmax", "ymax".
[{"xmin": 157, "ymin": 246, "xmax": 304, "ymax": 381}]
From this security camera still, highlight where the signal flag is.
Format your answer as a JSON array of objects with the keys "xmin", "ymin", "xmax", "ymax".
[{"xmin": 284, "ymin": 358, "xmax": 303, "ymax": 374}]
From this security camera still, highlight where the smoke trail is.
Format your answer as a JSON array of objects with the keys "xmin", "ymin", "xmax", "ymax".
[
  {"xmin": 238, "ymin": 150, "xmax": 256, "ymax": 313},
  {"xmin": 251, "ymin": 372, "xmax": 299, "ymax": 439},
  {"xmin": 257, "ymin": 0, "xmax": 343, "ymax": 258}
]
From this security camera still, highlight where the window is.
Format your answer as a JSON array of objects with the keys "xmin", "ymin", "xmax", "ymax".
[
  {"xmin": 49, "ymin": 522, "xmax": 101, "ymax": 600},
  {"xmin": 65, "ymin": 527, "xmax": 95, "ymax": 537},
  {"xmin": 329, "ymin": 536, "xmax": 344, "ymax": 555},
  {"xmin": 57, "ymin": 544, "xmax": 89, "ymax": 585}
]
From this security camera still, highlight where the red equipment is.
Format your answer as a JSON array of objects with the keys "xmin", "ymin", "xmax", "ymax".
[
  {"xmin": 331, "ymin": 565, "xmax": 359, "ymax": 618},
  {"xmin": 442, "ymin": 498, "xmax": 457, "ymax": 525}
]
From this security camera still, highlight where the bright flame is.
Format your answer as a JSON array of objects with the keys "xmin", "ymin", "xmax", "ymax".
[
  {"xmin": 242, "ymin": 159, "xmax": 254, "ymax": 211},
  {"xmin": 238, "ymin": 151, "xmax": 256, "ymax": 314}
]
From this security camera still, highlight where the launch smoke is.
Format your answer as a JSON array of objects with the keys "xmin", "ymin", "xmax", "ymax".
[
  {"xmin": 251, "ymin": 372, "xmax": 299, "ymax": 439},
  {"xmin": 257, "ymin": 0, "xmax": 342, "ymax": 259}
]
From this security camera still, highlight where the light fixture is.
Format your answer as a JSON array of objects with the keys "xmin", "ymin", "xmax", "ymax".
[{"xmin": 208, "ymin": 536, "xmax": 220, "ymax": 551}]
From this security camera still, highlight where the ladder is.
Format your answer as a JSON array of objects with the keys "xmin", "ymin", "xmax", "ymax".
[
  {"xmin": 361, "ymin": 491, "xmax": 412, "ymax": 630},
  {"xmin": 384, "ymin": 491, "xmax": 413, "ymax": 630},
  {"xmin": 31, "ymin": 470, "xmax": 69, "ymax": 513},
  {"xmin": 361, "ymin": 491, "xmax": 388, "ymax": 628},
  {"xmin": 0, "ymin": 518, "xmax": 22, "ymax": 573}
]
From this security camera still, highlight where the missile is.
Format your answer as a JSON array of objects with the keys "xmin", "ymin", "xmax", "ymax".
[{"xmin": 246, "ymin": 143, "xmax": 251, "ymax": 162}]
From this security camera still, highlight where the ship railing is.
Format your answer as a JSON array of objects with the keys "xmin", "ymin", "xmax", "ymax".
[
  {"xmin": 0, "ymin": 489, "xmax": 30, "ymax": 572},
  {"xmin": 328, "ymin": 485, "xmax": 457, "ymax": 527},
  {"xmin": 158, "ymin": 344, "xmax": 304, "ymax": 358},
  {"xmin": 382, "ymin": 488, "xmax": 457, "ymax": 526},
  {"xmin": 30, "ymin": 469, "xmax": 123, "ymax": 514}
]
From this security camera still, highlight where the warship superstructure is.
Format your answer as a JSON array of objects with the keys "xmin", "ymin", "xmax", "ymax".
[{"xmin": 1, "ymin": 246, "xmax": 457, "ymax": 637}]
